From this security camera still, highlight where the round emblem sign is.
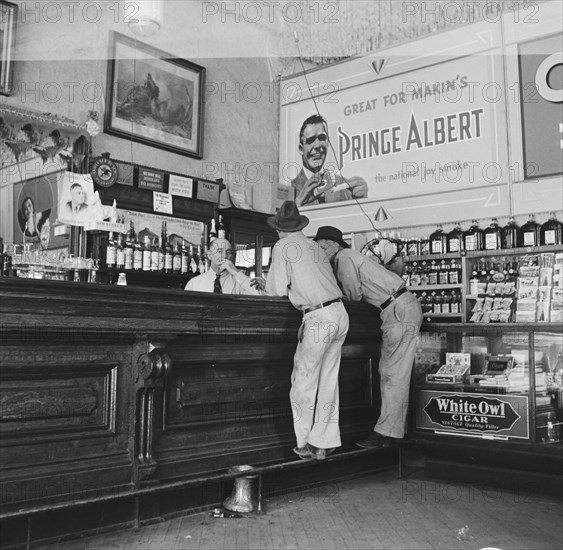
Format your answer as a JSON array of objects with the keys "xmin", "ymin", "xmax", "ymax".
[{"xmin": 91, "ymin": 157, "xmax": 119, "ymax": 187}]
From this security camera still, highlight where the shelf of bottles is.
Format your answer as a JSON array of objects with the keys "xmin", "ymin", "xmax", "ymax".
[
  {"xmin": 95, "ymin": 219, "xmax": 208, "ymax": 289},
  {"xmin": 401, "ymin": 213, "xmax": 563, "ymax": 323}
]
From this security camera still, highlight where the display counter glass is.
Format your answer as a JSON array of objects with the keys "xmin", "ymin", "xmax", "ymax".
[{"xmin": 414, "ymin": 323, "xmax": 562, "ymax": 445}]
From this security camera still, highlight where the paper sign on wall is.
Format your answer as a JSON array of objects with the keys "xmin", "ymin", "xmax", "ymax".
[
  {"xmin": 138, "ymin": 169, "xmax": 164, "ymax": 192},
  {"xmin": 169, "ymin": 174, "xmax": 193, "ymax": 198},
  {"xmin": 153, "ymin": 192, "xmax": 173, "ymax": 214},
  {"xmin": 197, "ymin": 181, "xmax": 220, "ymax": 203}
]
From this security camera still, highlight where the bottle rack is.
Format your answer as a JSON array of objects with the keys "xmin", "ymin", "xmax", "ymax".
[
  {"xmin": 405, "ymin": 253, "xmax": 465, "ymax": 322},
  {"xmin": 404, "ymin": 243, "xmax": 562, "ymax": 323}
]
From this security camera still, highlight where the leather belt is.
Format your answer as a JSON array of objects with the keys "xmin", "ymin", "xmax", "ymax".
[
  {"xmin": 303, "ymin": 298, "xmax": 341, "ymax": 315},
  {"xmin": 380, "ymin": 286, "xmax": 408, "ymax": 311}
]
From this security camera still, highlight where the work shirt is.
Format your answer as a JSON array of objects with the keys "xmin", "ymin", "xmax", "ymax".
[
  {"xmin": 185, "ymin": 268, "xmax": 261, "ymax": 295},
  {"xmin": 266, "ymin": 231, "xmax": 342, "ymax": 311},
  {"xmin": 334, "ymin": 248, "xmax": 405, "ymax": 308}
]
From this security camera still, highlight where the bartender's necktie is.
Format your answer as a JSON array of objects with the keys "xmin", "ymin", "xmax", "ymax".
[{"xmin": 214, "ymin": 272, "xmax": 222, "ymax": 294}]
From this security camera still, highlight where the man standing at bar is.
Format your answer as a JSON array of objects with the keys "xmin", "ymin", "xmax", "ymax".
[
  {"xmin": 258, "ymin": 201, "xmax": 349, "ymax": 460},
  {"xmin": 185, "ymin": 237, "xmax": 261, "ymax": 295},
  {"xmin": 313, "ymin": 226, "xmax": 422, "ymax": 448}
]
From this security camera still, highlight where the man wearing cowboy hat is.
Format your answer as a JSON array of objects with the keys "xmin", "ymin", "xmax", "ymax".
[
  {"xmin": 257, "ymin": 201, "xmax": 349, "ymax": 461},
  {"xmin": 313, "ymin": 226, "xmax": 422, "ymax": 448}
]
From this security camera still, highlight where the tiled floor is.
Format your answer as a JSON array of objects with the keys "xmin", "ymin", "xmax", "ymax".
[{"xmin": 38, "ymin": 456, "xmax": 563, "ymax": 550}]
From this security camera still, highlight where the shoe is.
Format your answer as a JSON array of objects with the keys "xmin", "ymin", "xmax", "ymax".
[
  {"xmin": 293, "ymin": 443, "xmax": 313, "ymax": 459},
  {"xmin": 356, "ymin": 432, "xmax": 394, "ymax": 449},
  {"xmin": 309, "ymin": 445, "xmax": 336, "ymax": 461}
]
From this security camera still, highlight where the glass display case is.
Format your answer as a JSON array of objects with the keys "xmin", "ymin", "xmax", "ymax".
[{"xmin": 413, "ymin": 323, "xmax": 563, "ymax": 445}]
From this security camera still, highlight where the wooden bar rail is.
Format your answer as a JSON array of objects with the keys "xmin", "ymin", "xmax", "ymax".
[{"xmin": 0, "ymin": 278, "xmax": 389, "ymax": 549}]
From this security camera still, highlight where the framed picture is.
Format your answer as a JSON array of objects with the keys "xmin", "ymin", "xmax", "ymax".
[
  {"xmin": 0, "ymin": 1, "xmax": 18, "ymax": 96},
  {"xmin": 104, "ymin": 32, "xmax": 205, "ymax": 158}
]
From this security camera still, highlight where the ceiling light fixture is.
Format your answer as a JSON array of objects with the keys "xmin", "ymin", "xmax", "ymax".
[{"xmin": 127, "ymin": 1, "xmax": 163, "ymax": 38}]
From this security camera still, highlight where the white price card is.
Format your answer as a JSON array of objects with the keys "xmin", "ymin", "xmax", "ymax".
[
  {"xmin": 169, "ymin": 175, "xmax": 193, "ymax": 198},
  {"xmin": 153, "ymin": 192, "xmax": 173, "ymax": 214}
]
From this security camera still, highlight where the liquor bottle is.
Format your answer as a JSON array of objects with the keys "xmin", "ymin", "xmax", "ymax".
[
  {"xmin": 438, "ymin": 260, "xmax": 449, "ymax": 285},
  {"xmin": 402, "ymin": 262, "xmax": 411, "ymax": 286},
  {"xmin": 480, "ymin": 259, "xmax": 490, "ymax": 282},
  {"xmin": 450, "ymin": 290, "xmax": 460, "ymax": 313},
  {"xmin": 448, "ymin": 258, "xmax": 460, "ymax": 285},
  {"xmin": 189, "ymin": 245, "xmax": 198, "ymax": 275},
  {"xmin": 172, "ymin": 241, "xmax": 182, "ymax": 274},
  {"xmin": 469, "ymin": 261, "xmax": 479, "ymax": 295},
  {"xmin": 463, "ymin": 219, "xmax": 484, "ymax": 251},
  {"xmin": 209, "ymin": 218, "xmax": 217, "ymax": 241},
  {"xmin": 546, "ymin": 411, "xmax": 558, "ymax": 443},
  {"xmin": 106, "ymin": 232, "xmax": 116, "ymax": 268},
  {"xmin": 197, "ymin": 245, "xmax": 205, "ymax": 274},
  {"xmin": 218, "ymin": 215, "xmax": 226, "ymax": 239},
  {"xmin": 429, "ymin": 224, "xmax": 447, "ymax": 254},
  {"xmin": 201, "ymin": 246, "xmax": 209, "ymax": 273},
  {"xmin": 158, "ymin": 238, "xmax": 165, "ymax": 272},
  {"xmin": 506, "ymin": 258, "xmax": 518, "ymax": 281},
  {"xmin": 124, "ymin": 224, "xmax": 134, "ymax": 271},
  {"xmin": 181, "ymin": 240, "xmax": 189, "ymax": 275},
  {"xmin": 115, "ymin": 232, "xmax": 125, "ymax": 270},
  {"xmin": 142, "ymin": 235, "xmax": 151, "ymax": 271},
  {"xmin": 447, "ymin": 224, "xmax": 463, "ymax": 253},
  {"xmin": 501, "ymin": 216, "xmax": 521, "ymax": 249},
  {"xmin": 151, "ymin": 237, "xmax": 160, "ymax": 272},
  {"xmin": 540, "ymin": 212, "xmax": 562, "ymax": 246},
  {"xmin": 418, "ymin": 292, "xmax": 426, "ymax": 313},
  {"xmin": 428, "ymin": 260, "xmax": 438, "ymax": 285},
  {"xmin": 484, "ymin": 218, "xmax": 501, "ymax": 250},
  {"xmin": 431, "ymin": 291, "xmax": 441, "ymax": 314},
  {"xmin": 160, "ymin": 222, "xmax": 167, "ymax": 272},
  {"xmin": 420, "ymin": 237, "xmax": 430, "ymax": 256},
  {"xmin": 439, "ymin": 290, "xmax": 449, "ymax": 313},
  {"xmin": 409, "ymin": 262, "xmax": 421, "ymax": 286},
  {"xmin": 406, "ymin": 237, "xmax": 419, "ymax": 257},
  {"xmin": 419, "ymin": 260, "xmax": 429, "ymax": 285},
  {"xmin": 133, "ymin": 233, "xmax": 142, "ymax": 271},
  {"xmin": 164, "ymin": 238, "xmax": 173, "ymax": 274},
  {"xmin": 521, "ymin": 214, "xmax": 540, "ymax": 247}
]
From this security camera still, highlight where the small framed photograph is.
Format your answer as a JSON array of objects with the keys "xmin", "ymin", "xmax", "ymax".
[
  {"xmin": 104, "ymin": 32, "xmax": 205, "ymax": 158},
  {"xmin": 0, "ymin": 1, "xmax": 18, "ymax": 96}
]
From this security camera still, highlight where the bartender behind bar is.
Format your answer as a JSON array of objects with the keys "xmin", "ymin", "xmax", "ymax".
[{"xmin": 185, "ymin": 237, "xmax": 262, "ymax": 295}]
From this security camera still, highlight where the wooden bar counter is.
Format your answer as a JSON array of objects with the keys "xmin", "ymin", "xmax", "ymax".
[{"xmin": 0, "ymin": 277, "xmax": 394, "ymax": 548}]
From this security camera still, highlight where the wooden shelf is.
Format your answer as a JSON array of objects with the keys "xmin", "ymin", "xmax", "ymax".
[
  {"xmin": 404, "ymin": 244, "xmax": 561, "ymax": 262},
  {"xmin": 422, "ymin": 313, "xmax": 463, "ymax": 318},
  {"xmin": 409, "ymin": 284, "xmax": 462, "ymax": 291},
  {"xmin": 405, "ymin": 252, "xmax": 461, "ymax": 261},
  {"xmin": 464, "ymin": 244, "xmax": 562, "ymax": 258}
]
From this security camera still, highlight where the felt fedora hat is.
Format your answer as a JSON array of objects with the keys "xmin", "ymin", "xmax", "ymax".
[
  {"xmin": 313, "ymin": 226, "xmax": 349, "ymax": 249},
  {"xmin": 267, "ymin": 201, "xmax": 309, "ymax": 232}
]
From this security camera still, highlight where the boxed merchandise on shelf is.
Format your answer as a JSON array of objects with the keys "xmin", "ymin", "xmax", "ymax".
[{"xmin": 426, "ymin": 352, "xmax": 471, "ymax": 383}]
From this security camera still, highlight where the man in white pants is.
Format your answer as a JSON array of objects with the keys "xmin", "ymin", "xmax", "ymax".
[
  {"xmin": 255, "ymin": 201, "xmax": 349, "ymax": 460},
  {"xmin": 314, "ymin": 226, "xmax": 422, "ymax": 447}
]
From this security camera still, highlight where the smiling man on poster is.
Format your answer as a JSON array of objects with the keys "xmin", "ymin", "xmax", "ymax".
[{"xmin": 291, "ymin": 114, "xmax": 368, "ymax": 207}]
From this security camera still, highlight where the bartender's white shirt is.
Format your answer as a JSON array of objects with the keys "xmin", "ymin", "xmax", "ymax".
[{"xmin": 184, "ymin": 268, "xmax": 261, "ymax": 295}]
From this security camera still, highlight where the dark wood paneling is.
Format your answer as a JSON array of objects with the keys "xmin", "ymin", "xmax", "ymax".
[{"xmin": 0, "ymin": 278, "xmax": 384, "ymax": 545}]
